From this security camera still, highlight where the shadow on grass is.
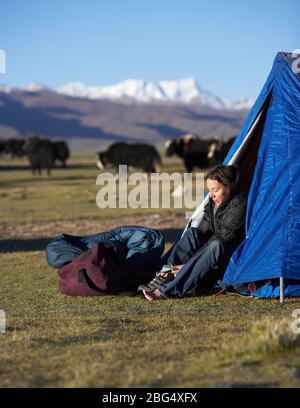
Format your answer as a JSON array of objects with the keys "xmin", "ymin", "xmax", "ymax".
[
  {"xmin": 0, "ymin": 163, "xmax": 96, "ymax": 171},
  {"xmin": 0, "ymin": 238, "xmax": 53, "ymax": 252},
  {"xmin": 0, "ymin": 228, "xmax": 183, "ymax": 253}
]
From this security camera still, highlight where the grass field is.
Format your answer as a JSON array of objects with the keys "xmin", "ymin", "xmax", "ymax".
[
  {"xmin": 0, "ymin": 153, "xmax": 195, "ymax": 225},
  {"xmin": 1, "ymin": 153, "xmax": 300, "ymax": 388}
]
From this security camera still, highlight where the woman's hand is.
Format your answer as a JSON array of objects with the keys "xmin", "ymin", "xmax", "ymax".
[{"xmin": 172, "ymin": 264, "xmax": 184, "ymax": 275}]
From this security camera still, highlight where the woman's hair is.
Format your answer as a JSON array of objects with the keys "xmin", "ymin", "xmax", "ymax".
[{"xmin": 206, "ymin": 165, "xmax": 240, "ymax": 193}]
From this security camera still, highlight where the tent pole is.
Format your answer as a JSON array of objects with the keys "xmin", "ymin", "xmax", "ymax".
[{"xmin": 280, "ymin": 277, "xmax": 284, "ymax": 304}]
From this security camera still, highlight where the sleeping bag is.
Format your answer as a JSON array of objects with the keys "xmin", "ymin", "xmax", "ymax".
[{"xmin": 45, "ymin": 225, "xmax": 165, "ymax": 296}]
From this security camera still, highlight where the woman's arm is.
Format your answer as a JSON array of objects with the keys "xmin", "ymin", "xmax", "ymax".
[
  {"xmin": 214, "ymin": 198, "xmax": 246, "ymax": 243},
  {"xmin": 198, "ymin": 205, "xmax": 212, "ymax": 234}
]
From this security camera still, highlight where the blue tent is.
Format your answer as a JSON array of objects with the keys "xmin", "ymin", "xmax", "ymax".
[{"xmin": 183, "ymin": 52, "xmax": 300, "ymax": 299}]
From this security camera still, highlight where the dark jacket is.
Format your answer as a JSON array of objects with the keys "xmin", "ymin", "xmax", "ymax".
[{"xmin": 199, "ymin": 192, "xmax": 247, "ymax": 248}]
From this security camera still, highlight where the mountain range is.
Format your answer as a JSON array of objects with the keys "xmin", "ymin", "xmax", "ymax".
[
  {"xmin": 1, "ymin": 77, "xmax": 254, "ymax": 110},
  {"xmin": 0, "ymin": 78, "xmax": 253, "ymax": 152}
]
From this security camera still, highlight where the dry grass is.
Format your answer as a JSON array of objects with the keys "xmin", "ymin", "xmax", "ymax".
[
  {"xmin": 1, "ymin": 251, "xmax": 300, "ymax": 387},
  {"xmin": 0, "ymin": 153, "xmax": 193, "ymax": 225},
  {"xmin": 1, "ymin": 154, "xmax": 300, "ymax": 388}
]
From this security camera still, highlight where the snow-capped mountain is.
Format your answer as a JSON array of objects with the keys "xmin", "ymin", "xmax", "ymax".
[
  {"xmin": 18, "ymin": 81, "xmax": 48, "ymax": 92},
  {"xmin": 159, "ymin": 77, "xmax": 200, "ymax": 103},
  {"xmin": 57, "ymin": 77, "xmax": 254, "ymax": 110},
  {"xmin": 0, "ymin": 77, "xmax": 254, "ymax": 110},
  {"xmin": 0, "ymin": 84, "xmax": 11, "ymax": 93},
  {"xmin": 58, "ymin": 79, "xmax": 165, "ymax": 101},
  {"xmin": 1, "ymin": 81, "xmax": 48, "ymax": 94},
  {"xmin": 221, "ymin": 96, "xmax": 256, "ymax": 111}
]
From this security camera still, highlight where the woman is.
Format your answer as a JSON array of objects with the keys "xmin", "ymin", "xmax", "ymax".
[{"xmin": 140, "ymin": 165, "xmax": 247, "ymax": 301}]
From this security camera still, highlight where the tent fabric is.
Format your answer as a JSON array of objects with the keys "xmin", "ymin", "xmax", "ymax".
[
  {"xmin": 252, "ymin": 280, "xmax": 300, "ymax": 298},
  {"xmin": 223, "ymin": 52, "xmax": 300, "ymax": 285},
  {"xmin": 183, "ymin": 52, "xmax": 300, "ymax": 291}
]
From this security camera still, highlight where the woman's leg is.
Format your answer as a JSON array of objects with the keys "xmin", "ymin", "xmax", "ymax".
[
  {"xmin": 159, "ymin": 240, "xmax": 232, "ymax": 298},
  {"xmin": 167, "ymin": 228, "xmax": 212, "ymax": 266}
]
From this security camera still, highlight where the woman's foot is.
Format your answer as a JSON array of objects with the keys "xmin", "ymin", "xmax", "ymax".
[
  {"xmin": 142, "ymin": 288, "xmax": 163, "ymax": 301},
  {"xmin": 137, "ymin": 270, "xmax": 175, "ymax": 293}
]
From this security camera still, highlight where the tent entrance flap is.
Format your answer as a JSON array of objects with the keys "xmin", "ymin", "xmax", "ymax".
[
  {"xmin": 189, "ymin": 91, "xmax": 273, "ymax": 229},
  {"xmin": 232, "ymin": 91, "xmax": 273, "ymax": 195}
]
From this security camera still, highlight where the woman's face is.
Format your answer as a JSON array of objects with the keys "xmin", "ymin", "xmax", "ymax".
[{"xmin": 207, "ymin": 178, "xmax": 230, "ymax": 207}]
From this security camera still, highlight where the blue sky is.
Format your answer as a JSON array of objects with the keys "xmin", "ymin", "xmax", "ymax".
[{"xmin": 0, "ymin": 0, "xmax": 299, "ymax": 99}]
